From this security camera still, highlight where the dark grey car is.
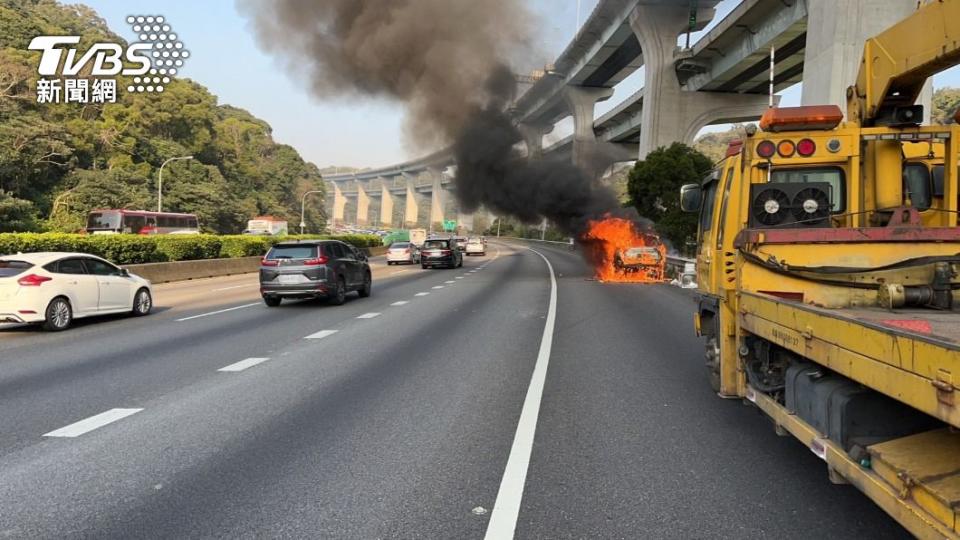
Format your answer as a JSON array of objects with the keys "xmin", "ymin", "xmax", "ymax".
[{"xmin": 259, "ymin": 240, "xmax": 371, "ymax": 307}]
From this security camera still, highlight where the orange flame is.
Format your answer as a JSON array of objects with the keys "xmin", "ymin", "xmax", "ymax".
[{"xmin": 582, "ymin": 217, "xmax": 666, "ymax": 283}]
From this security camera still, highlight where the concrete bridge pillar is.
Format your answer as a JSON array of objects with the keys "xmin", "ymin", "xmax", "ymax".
[
  {"xmin": 332, "ymin": 183, "xmax": 347, "ymax": 225},
  {"xmin": 801, "ymin": 0, "xmax": 931, "ymax": 120},
  {"xmin": 629, "ymin": 4, "xmax": 773, "ymax": 159},
  {"xmin": 356, "ymin": 183, "xmax": 370, "ymax": 226},
  {"xmin": 403, "ymin": 172, "xmax": 419, "ymax": 227},
  {"xmin": 428, "ymin": 168, "xmax": 445, "ymax": 228},
  {"xmin": 379, "ymin": 177, "xmax": 394, "ymax": 228},
  {"xmin": 563, "ymin": 86, "xmax": 614, "ymax": 167},
  {"xmin": 519, "ymin": 122, "xmax": 554, "ymax": 159}
]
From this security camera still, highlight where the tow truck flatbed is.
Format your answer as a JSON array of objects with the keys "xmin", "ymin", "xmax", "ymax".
[{"xmin": 738, "ymin": 291, "xmax": 960, "ymax": 428}]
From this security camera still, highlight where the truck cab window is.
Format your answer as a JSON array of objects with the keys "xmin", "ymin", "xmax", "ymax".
[{"xmin": 699, "ymin": 179, "xmax": 718, "ymax": 235}]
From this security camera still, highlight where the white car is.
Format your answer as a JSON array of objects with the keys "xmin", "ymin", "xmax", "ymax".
[
  {"xmin": 465, "ymin": 237, "xmax": 485, "ymax": 256},
  {"xmin": 0, "ymin": 252, "xmax": 153, "ymax": 331},
  {"xmin": 386, "ymin": 242, "xmax": 420, "ymax": 265}
]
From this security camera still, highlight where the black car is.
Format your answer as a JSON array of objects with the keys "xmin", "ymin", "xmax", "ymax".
[
  {"xmin": 420, "ymin": 238, "xmax": 463, "ymax": 269},
  {"xmin": 259, "ymin": 240, "xmax": 371, "ymax": 306}
]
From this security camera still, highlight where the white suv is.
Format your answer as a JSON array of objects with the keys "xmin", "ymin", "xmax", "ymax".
[{"xmin": 0, "ymin": 252, "xmax": 153, "ymax": 331}]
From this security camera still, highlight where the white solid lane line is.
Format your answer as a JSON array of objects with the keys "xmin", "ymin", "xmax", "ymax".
[
  {"xmin": 484, "ymin": 248, "xmax": 558, "ymax": 540},
  {"xmin": 391, "ymin": 301, "xmax": 409, "ymax": 306},
  {"xmin": 176, "ymin": 302, "xmax": 260, "ymax": 322},
  {"xmin": 305, "ymin": 330, "xmax": 338, "ymax": 340},
  {"xmin": 432, "ymin": 286, "xmax": 445, "ymax": 289},
  {"xmin": 357, "ymin": 312, "xmax": 381, "ymax": 319},
  {"xmin": 218, "ymin": 357, "xmax": 270, "ymax": 372},
  {"xmin": 44, "ymin": 408, "xmax": 144, "ymax": 438},
  {"xmin": 415, "ymin": 292, "xmax": 430, "ymax": 296}
]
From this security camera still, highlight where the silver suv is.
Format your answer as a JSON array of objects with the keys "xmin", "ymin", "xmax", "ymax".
[{"xmin": 259, "ymin": 240, "xmax": 371, "ymax": 307}]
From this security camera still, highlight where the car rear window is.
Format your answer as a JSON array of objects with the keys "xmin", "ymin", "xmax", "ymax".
[
  {"xmin": 266, "ymin": 245, "xmax": 318, "ymax": 260},
  {"xmin": 423, "ymin": 240, "xmax": 449, "ymax": 249},
  {"xmin": 0, "ymin": 260, "xmax": 33, "ymax": 277},
  {"xmin": 390, "ymin": 242, "xmax": 411, "ymax": 249}
]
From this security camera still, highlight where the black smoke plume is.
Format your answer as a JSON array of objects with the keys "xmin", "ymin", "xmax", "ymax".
[{"xmin": 239, "ymin": 0, "xmax": 624, "ymax": 235}]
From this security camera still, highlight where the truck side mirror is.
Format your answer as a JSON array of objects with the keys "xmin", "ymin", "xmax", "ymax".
[{"xmin": 680, "ymin": 184, "xmax": 702, "ymax": 213}]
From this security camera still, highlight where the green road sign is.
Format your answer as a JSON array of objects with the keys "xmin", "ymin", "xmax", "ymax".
[{"xmin": 443, "ymin": 220, "xmax": 457, "ymax": 232}]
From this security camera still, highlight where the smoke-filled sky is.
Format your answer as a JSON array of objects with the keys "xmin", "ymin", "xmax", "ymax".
[
  {"xmin": 236, "ymin": 0, "xmax": 629, "ymax": 233},
  {"xmin": 67, "ymin": 0, "xmax": 960, "ymax": 170},
  {"xmin": 66, "ymin": 0, "xmax": 600, "ymax": 168}
]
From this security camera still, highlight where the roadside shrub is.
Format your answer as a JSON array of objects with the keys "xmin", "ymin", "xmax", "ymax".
[
  {"xmin": 219, "ymin": 235, "xmax": 271, "ymax": 258},
  {"xmin": 0, "ymin": 232, "xmax": 384, "ymax": 264},
  {"xmin": 153, "ymin": 235, "xmax": 222, "ymax": 261},
  {"xmin": 84, "ymin": 235, "xmax": 163, "ymax": 264}
]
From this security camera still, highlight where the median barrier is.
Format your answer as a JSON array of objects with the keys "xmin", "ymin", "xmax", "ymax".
[
  {"xmin": 125, "ymin": 246, "xmax": 389, "ymax": 284},
  {"xmin": 124, "ymin": 256, "xmax": 262, "ymax": 284}
]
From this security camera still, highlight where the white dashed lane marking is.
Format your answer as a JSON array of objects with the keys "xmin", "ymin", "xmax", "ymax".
[
  {"xmin": 357, "ymin": 312, "xmax": 381, "ymax": 319},
  {"xmin": 44, "ymin": 408, "xmax": 144, "ymax": 438},
  {"xmin": 415, "ymin": 292, "xmax": 430, "ymax": 296},
  {"xmin": 432, "ymin": 286, "xmax": 445, "ymax": 290},
  {"xmin": 218, "ymin": 357, "xmax": 270, "ymax": 372},
  {"xmin": 176, "ymin": 303, "xmax": 260, "ymax": 322},
  {"xmin": 305, "ymin": 330, "xmax": 338, "ymax": 340},
  {"xmin": 391, "ymin": 301, "xmax": 409, "ymax": 306}
]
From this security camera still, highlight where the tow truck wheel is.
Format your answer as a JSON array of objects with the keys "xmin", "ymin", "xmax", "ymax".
[{"xmin": 705, "ymin": 336, "xmax": 721, "ymax": 393}]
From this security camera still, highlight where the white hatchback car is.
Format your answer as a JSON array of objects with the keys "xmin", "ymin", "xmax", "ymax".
[
  {"xmin": 465, "ymin": 237, "xmax": 485, "ymax": 256},
  {"xmin": 0, "ymin": 252, "xmax": 153, "ymax": 331}
]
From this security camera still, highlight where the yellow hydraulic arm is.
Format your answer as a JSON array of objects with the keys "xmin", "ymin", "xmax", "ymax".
[{"xmin": 847, "ymin": 0, "xmax": 960, "ymax": 126}]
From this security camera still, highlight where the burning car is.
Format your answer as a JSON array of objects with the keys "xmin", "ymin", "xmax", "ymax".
[
  {"xmin": 614, "ymin": 246, "xmax": 663, "ymax": 280},
  {"xmin": 582, "ymin": 217, "xmax": 667, "ymax": 283}
]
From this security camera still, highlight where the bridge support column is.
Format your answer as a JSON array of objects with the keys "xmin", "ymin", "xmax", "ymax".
[
  {"xmin": 563, "ymin": 86, "xmax": 614, "ymax": 168},
  {"xmin": 379, "ymin": 178, "xmax": 394, "ymax": 228},
  {"xmin": 428, "ymin": 168, "xmax": 445, "ymax": 229},
  {"xmin": 356, "ymin": 184, "xmax": 370, "ymax": 226},
  {"xmin": 519, "ymin": 122, "xmax": 554, "ymax": 159},
  {"xmin": 332, "ymin": 183, "xmax": 347, "ymax": 226},
  {"xmin": 629, "ymin": 5, "xmax": 773, "ymax": 159},
  {"xmin": 801, "ymin": 0, "xmax": 931, "ymax": 120},
  {"xmin": 403, "ymin": 173, "xmax": 418, "ymax": 227}
]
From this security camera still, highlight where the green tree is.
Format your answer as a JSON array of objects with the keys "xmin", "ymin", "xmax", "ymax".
[
  {"xmin": 627, "ymin": 142, "xmax": 712, "ymax": 248},
  {"xmin": 932, "ymin": 87, "xmax": 960, "ymax": 124},
  {"xmin": 0, "ymin": 189, "xmax": 38, "ymax": 232},
  {"xmin": 0, "ymin": 0, "xmax": 326, "ymax": 234}
]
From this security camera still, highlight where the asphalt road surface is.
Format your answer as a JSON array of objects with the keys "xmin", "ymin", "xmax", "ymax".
[{"xmin": 0, "ymin": 242, "xmax": 909, "ymax": 539}]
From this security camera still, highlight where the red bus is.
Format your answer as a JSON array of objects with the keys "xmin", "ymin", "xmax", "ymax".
[{"xmin": 86, "ymin": 210, "xmax": 200, "ymax": 235}]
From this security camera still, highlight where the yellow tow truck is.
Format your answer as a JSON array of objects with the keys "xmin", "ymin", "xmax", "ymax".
[{"xmin": 681, "ymin": 1, "xmax": 960, "ymax": 537}]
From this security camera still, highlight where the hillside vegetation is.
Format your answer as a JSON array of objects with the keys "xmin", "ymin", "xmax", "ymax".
[{"xmin": 0, "ymin": 0, "xmax": 325, "ymax": 233}]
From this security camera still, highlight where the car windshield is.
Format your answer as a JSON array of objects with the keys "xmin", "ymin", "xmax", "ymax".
[
  {"xmin": 423, "ymin": 240, "xmax": 449, "ymax": 249},
  {"xmin": 0, "ymin": 260, "xmax": 33, "ymax": 277},
  {"xmin": 625, "ymin": 247, "xmax": 659, "ymax": 260},
  {"xmin": 266, "ymin": 245, "xmax": 317, "ymax": 259}
]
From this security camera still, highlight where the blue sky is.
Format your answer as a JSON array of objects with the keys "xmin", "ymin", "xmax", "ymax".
[{"xmin": 66, "ymin": 0, "xmax": 960, "ymax": 169}]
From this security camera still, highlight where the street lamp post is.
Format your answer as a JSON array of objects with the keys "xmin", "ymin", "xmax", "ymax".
[
  {"xmin": 300, "ymin": 190, "xmax": 324, "ymax": 235},
  {"xmin": 157, "ymin": 155, "xmax": 193, "ymax": 212}
]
